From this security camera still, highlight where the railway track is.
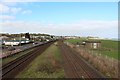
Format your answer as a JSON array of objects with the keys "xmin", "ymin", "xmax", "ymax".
[
  {"xmin": 59, "ymin": 41, "xmax": 106, "ymax": 78},
  {"xmin": 1, "ymin": 41, "xmax": 55, "ymax": 79}
]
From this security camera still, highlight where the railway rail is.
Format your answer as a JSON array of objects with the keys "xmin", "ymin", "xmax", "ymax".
[
  {"xmin": 1, "ymin": 40, "xmax": 55, "ymax": 79},
  {"xmin": 59, "ymin": 41, "xmax": 105, "ymax": 78}
]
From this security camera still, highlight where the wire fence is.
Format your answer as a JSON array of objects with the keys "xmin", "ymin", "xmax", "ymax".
[{"xmin": 64, "ymin": 42, "xmax": 118, "ymax": 78}]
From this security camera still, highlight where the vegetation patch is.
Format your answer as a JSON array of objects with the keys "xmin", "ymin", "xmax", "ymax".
[
  {"xmin": 65, "ymin": 42, "xmax": 118, "ymax": 78},
  {"xmin": 16, "ymin": 42, "xmax": 65, "ymax": 78},
  {"xmin": 2, "ymin": 48, "xmax": 35, "ymax": 65},
  {"xmin": 65, "ymin": 39, "xmax": 119, "ymax": 59},
  {"xmin": 65, "ymin": 38, "xmax": 85, "ymax": 44},
  {"xmin": 91, "ymin": 40, "xmax": 118, "ymax": 59}
]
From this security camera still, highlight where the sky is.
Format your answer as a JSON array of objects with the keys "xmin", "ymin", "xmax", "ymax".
[{"xmin": 0, "ymin": 1, "xmax": 118, "ymax": 38}]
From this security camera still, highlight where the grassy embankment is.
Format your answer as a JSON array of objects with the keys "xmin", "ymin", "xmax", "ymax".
[
  {"xmin": 2, "ymin": 48, "xmax": 36, "ymax": 65},
  {"xmin": 65, "ymin": 39, "xmax": 119, "ymax": 60},
  {"xmin": 16, "ymin": 42, "xmax": 65, "ymax": 78}
]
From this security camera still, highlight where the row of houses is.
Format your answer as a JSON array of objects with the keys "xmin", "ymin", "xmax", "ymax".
[
  {"xmin": 2, "ymin": 40, "xmax": 32, "ymax": 46},
  {"xmin": 1, "ymin": 35, "xmax": 58, "ymax": 46}
]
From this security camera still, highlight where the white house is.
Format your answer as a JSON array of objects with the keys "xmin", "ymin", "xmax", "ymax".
[
  {"xmin": 4, "ymin": 41, "xmax": 20, "ymax": 46},
  {"xmin": 4, "ymin": 40, "xmax": 31, "ymax": 46}
]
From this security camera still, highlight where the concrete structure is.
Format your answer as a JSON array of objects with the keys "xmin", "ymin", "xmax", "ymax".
[{"xmin": 84, "ymin": 41, "xmax": 101, "ymax": 49}]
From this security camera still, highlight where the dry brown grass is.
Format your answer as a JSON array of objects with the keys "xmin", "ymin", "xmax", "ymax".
[{"xmin": 65, "ymin": 42, "xmax": 118, "ymax": 78}]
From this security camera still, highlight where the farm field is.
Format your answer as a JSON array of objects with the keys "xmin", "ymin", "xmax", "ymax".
[
  {"xmin": 16, "ymin": 42, "xmax": 65, "ymax": 78},
  {"xmin": 93, "ymin": 40, "xmax": 118, "ymax": 59},
  {"xmin": 65, "ymin": 39, "xmax": 119, "ymax": 60},
  {"xmin": 65, "ymin": 38, "xmax": 85, "ymax": 44}
]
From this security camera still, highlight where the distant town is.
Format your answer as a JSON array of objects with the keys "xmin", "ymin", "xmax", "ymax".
[
  {"xmin": 0, "ymin": 32, "xmax": 117, "ymax": 48},
  {"xmin": 0, "ymin": 33, "xmax": 115, "ymax": 45},
  {"xmin": 0, "ymin": 32, "xmax": 117, "ymax": 58}
]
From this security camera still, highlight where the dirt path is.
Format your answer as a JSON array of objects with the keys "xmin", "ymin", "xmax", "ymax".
[{"xmin": 58, "ymin": 41, "xmax": 105, "ymax": 78}]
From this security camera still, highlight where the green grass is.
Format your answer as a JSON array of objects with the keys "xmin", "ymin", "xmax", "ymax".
[
  {"xmin": 92, "ymin": 49, "xmax": 118, "ymax": 59},
  {"xmin": 101, "ymin": 51, "xmax": 118, "ymax": 59},
  {"xmin": 65, "ymin": 39, "xmax": 119, "ymax": 60},
  {"xmin": 2, "ymin": 48, "xmax": 36, "ymax": 65},
  {"xmin": 101, "ymin": 40, "xmax": 118, "ymax": 50},
  {"xmin": 16, "ymin": 42, "xmax": 65, "ymax": 78},
  {"xmin": 65, "ymin": 38, "xmax": 86, "ymax": 44},
  {"xmin": 95, "ymin": 40, "xmax": 119, "ymax": 59}
]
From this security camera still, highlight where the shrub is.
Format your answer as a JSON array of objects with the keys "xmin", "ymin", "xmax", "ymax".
[{"xmin": 66, "ymin": 43, "xmax": 118, "ymax": 78}]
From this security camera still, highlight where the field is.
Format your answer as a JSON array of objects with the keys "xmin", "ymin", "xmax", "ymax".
[
  {"xmin": 65, "ymin": 38, "xmax": 85, "ymax": 44},
  {"xmin": 65, "ymin": 38, "xmax": 119, "ymax": 60},
  {"xmin": 16, "ymin": 42, "xmax": 65, "ymax": 78},
  {"xmin": 94, "ymin": 40, "xmax": 118, "ymax": 59}
]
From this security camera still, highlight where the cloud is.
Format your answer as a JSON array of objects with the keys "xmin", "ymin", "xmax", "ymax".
[
  {"xmin": 0, "ymin": 15, "xmax": 15, "ymax": 20},
  {"xmin": 0, "ymin": 3, "xmax": 32, "ymax": 15},
  {"xmin": 0, "ymin": 0, "xmax": 119, "ymax": 2},
  {"xmin": 22, "ymin": 10, "xmax": 32, "ymax": 14},
  {"xmin": 1, "ymin": 0, "xmax": 40, "ymax": 2},
  {"xmin": 0, "ymin": 3, "xmax": 10, "ymax": 13},
  {"xmin": 0, "ymin": 20, "xmax": 118, "ymax": 38},
  {"xmin": 10, "ymin": 7, "xmax": 22, "ymax": 14},
  {"xmin": 0, "ymin": 3, "xmax": 22, "ymax": 14}
]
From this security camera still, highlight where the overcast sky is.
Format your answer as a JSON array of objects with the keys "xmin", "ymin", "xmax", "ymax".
[{"xmin": 0, "ymin": 0, "xmax": 118, "ymax": 38}]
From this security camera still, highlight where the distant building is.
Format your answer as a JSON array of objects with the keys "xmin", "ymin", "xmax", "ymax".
[
  {"xmin": 0, "ymin": 36, "xmax": 9, "ymax": 45},
  {"xmin": 87, "ymin": 36, "xmax": 101, "ymax": 40},
  {"xmin": 4, "ymin": 41, "xmax": 20, "ymax": 46},
  {"xmin": 84, "ymin": 41, "xmax": 101, "ymax": 49},
  {"xmin": 0, "ymin": 36, "xmax": 9, "ymax": 39},
  {"xmin": 64, "ymin": 36, "xmax": 80, "ymax": 39},
  {"xmin": 3, "ymin": 40, "xmax": 31, "ymax": 46}
]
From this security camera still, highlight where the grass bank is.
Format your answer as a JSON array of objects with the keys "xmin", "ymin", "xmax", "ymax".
[
  {"xmin": 2, "ymin": 48, "xmax": 35, "ymax": 65},
  {"xmin": 16, "ymin": 42, "xmax": 65, "ymax": 78}
]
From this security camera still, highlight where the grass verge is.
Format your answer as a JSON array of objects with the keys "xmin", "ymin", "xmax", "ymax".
[
  {"xmin": 2, "ymin": 48, "xmax": 36, "ymax": 65},
  {"xmin": 16, "ymin": 42, "xmax": 65, "ymax": 78}
]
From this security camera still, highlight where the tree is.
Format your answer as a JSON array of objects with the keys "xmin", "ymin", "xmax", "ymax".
[{"xmin": 25, "ymin": 33, "xmax": 30, "ymax": 40}]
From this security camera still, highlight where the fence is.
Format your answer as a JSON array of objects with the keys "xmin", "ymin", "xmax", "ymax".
[{"xmin": 64, "ymin": 42, "xmax": 118, "ymax": 78}]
